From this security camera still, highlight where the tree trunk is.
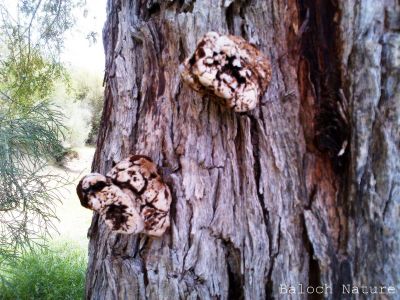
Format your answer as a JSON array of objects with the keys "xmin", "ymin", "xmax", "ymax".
[{"xmin": 86, "ymin": 0, "xmax": 400, "ymax": 299}]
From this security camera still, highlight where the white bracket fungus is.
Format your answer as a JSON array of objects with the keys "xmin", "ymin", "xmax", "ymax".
[{"xmin": 180, "ymin": 32, "xmax": 272, "ymax": 112}]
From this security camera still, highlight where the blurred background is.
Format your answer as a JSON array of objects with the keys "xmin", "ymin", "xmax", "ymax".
[{"xmin": 0, "ymin": 1, "xmax": 106, "ymax": 298}]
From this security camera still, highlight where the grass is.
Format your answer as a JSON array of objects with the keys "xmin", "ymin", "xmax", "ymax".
[
  {"xmin": 0, "ymin": 147, "xmax": 94, "ymax": 300},
  {"xmin": 0, "ymin": 241, "xmax": 87, "ymax": 300}
]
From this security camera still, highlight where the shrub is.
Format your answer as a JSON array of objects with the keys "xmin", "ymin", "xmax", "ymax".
[
  {"xmin": 69, "ymin": 69, "xmax": 104, "ymax": 145},
  {"xmin": 0, "ymin": 241, "xmax": 87, "ymax": 300},
  {"xmin": 50, "ymin": 82, "xmax": 93, "ymax": 148},
  {"xmin": 49, "ymin": 70, "xmax": 103, "ymax": 148}
]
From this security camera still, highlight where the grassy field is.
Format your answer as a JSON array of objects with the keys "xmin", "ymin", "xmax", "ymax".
[
  {"xmin": 0, "ymin": 241, "xmax": 87, "ymax": 300},
  {"xmin": 0, "ymin": 147, "xmax": 95, "ymax": 300}
]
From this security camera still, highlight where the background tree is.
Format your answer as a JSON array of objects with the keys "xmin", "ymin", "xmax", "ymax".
[
  {"xmin": 69, "ymin": 69, "xmax": 104, "ymax": 145},
  {"xmin": 50, "ymin": 69, "xmax": 104, "ymax": 148},
  {"xmin": 86, "ymin": 0, "xmax": 399, "ymax": 299}
]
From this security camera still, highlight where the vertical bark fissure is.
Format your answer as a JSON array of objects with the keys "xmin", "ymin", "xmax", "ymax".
[
  {"xmin": 225, "ymin": 0, "xmax": 249, "ymax": 37},
  {"xmin": 301, "ymin": 214, "xmax": 323, "ymax": 300},
  {"xmin": 297, "ymin": 0, "xmax": 353, "ymax": 296},
  {"xmin": 131, "ymin": 38, "xmax": 144, "ymax": 147},
  {"xmin": 299, "ymin": 0, "xmax": 349, "ymax": 170},
  {"xmin": 249, "ymin": 115, "xmax": 267, "ymax": 226},
  {"xmin": 225, "ymin": 239, "xmax": 245, "ymax": 300},
  {"xmin": 265, "ymin": 217, "xmax": 280, "ymax": 299}
]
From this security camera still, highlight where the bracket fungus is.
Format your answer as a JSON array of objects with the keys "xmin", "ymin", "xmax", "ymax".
[
  {"xmin": 77, "ymin": 155, "xmax": 172, "ymax": 237},
  {"xmin": 180, "ymin": 32, "xmax": 272, "ymax": 112}
]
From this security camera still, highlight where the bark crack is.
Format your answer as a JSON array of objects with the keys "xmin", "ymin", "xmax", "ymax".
[
  {"xmin": 265, "ymin": 217, "xmax": 280, "ymax": 299},
  {"xmin": 248, "ymin": 115, "xmax": 267, "ymax": 226},
  {"xmin": 225, "ymin": 0, "xmax": 249, "ymax": 37},
  {"xmin": 299, "ymin": 0, "xmax": 350, "ymax": 172}
]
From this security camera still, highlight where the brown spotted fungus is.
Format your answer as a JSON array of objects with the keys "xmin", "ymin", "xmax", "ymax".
[
  {"xmin": 180, "ymin": 32, "xmax": 272, "ymax": 112},
  {"xmin": 77, "ymin": 155, "xmax": 172, "ymax": 237}
]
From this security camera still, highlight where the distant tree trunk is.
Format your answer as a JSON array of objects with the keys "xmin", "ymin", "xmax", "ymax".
[{"xmin": 86, "ymin": 0, "xmax": 400, "ymax": 299}]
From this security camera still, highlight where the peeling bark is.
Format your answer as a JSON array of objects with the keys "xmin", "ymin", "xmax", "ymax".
[{"xmin": 86, "ymin": 0, "xmax": 400, "ymax": 299}]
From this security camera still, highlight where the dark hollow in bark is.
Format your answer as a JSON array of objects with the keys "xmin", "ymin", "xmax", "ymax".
[{"xmin": 86, "ymin": 0, "xmax": 400, "ymax": 299}]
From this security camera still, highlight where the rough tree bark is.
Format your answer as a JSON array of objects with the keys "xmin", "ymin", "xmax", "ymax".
[{"xmin": 86, "ymin": 0, "xmax": 399, "ymax": 299}]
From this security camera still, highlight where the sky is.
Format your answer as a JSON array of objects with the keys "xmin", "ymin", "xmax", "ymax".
[
  {"xmin": 61, "ymin": 0, "xmax": 107, "ymax": 73},
  {"xmin": 1, "ymin": 0, "xmax": 106, "ymax": 73}
]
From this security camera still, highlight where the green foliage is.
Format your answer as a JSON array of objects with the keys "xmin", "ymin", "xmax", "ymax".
[
  {"xmin": 70, "ymin": 69, "xmax": 103, "ymax": 144},
  {"xmin": 0, "ymin": 0, "xmax": 101, "ymax": 262},
  {"xmin": 0, "ymin": 1, "xmax": 76, "ymax": 110},
  {"xmin": 0, "ymin": 100, "xmax": 67, "ymax": 258},
  {"xmin": 0, "ymin": 241, "xmax": 86, "ymax": 300},
  {"xmin": 50, "ymin": 81, "xmax": 92, "ymax": 147},
  {"xmin": 0, "ymin": 0, "xmax": 80, "ymax": 259},
  {"xmin": 0, "ymin": 48, "xmax": 65, "ymax": 110}
]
